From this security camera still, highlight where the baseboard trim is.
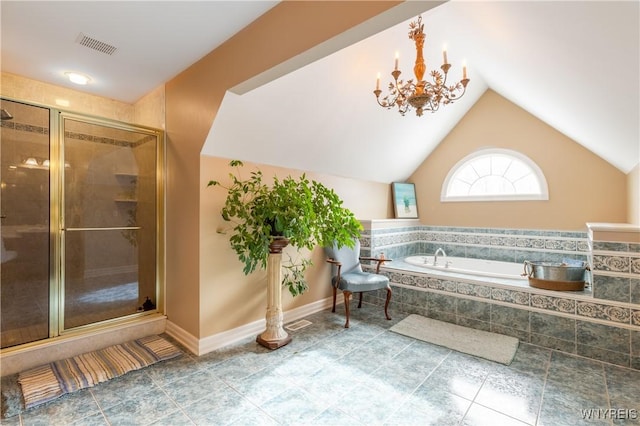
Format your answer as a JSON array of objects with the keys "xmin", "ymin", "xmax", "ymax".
[
  {"xmin": 164, "ymin": 320, "xmax": 201, "ymax": 355},
  {"xmin": 165, "ymin": 294, "xmax": 343, "ymax": 356}
]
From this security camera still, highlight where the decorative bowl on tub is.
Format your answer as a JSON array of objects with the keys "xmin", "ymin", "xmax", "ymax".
[{"xmin": 524, "ymin": 260, "xmax": 588, "ymax": 291}]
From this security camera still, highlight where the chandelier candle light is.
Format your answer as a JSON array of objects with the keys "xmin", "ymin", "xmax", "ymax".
[{"xmin": 374, "ymin": 16, "xmax": 470, "ymax": 116}]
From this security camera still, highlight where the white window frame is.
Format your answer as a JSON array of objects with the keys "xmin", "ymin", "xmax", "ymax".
[{"xmin": 441, "ymin": 148, "xmax": 549, "ymax": 202}]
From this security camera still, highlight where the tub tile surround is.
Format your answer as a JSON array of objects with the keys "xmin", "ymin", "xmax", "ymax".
[
  {"xmin": 359, "ymin": 220, "xmax": 640, "ymax": 370},
  {"xmin": 590, "ymin": 223, "xmax": 640, "ymax": 306}
]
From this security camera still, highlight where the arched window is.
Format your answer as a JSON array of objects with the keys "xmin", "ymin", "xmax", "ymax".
[{"xmin": 441, "ymin": 148, "xmax": 549, "ymax": 202}]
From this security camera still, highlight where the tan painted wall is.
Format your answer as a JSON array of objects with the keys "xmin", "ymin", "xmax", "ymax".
[
  {"xmin": 200, "ymin": 156, "xmax": 390, "ymax": 335},
  {"xmin": 165, "ymin": 1, "xmax": 404, "ymax": 338},
  {"xmin": 133, "ymin": 85, "xmax": 165, "ymax": 130},
  {"xmin": 0, "ymin": 72, "xmax": 164, "ymax": 128},
  {"xmin": 1, "ymin": 72, "xmax": 135, "ymax": 122},
  {"xmin": 409, "ymin": 90, "xmax": 627, "ymax": 230},
  {"xmin": 629, "ymin": 165, "xmax": 640, "ymax": 225}
]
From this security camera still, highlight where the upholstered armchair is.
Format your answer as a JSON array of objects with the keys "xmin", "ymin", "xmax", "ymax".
[{"xmin": 325, "ymin": 239, "xmax": 392, "ymax": 328}]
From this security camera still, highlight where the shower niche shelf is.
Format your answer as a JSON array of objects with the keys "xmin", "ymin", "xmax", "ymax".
[
  {"xmin": 114, "ymin": 172, "xmax": 138, "ymax": 203},
  {"xmin": 114, "ymin": 173, "xmax": 138, "ymax": 183}
]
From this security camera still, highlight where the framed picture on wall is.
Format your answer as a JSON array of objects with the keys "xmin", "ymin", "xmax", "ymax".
[{"xmin": 392, "ymin": 182, "xmax": 418, "ymax": 219}]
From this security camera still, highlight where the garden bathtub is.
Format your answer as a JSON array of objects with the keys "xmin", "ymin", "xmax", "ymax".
[{"xmin": 403, "ymin": 255, "xmax": 527, "ymax": 281}]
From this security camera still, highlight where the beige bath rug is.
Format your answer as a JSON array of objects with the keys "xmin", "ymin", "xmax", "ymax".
[{"xmin": 390, "ymin": 314, "xmax": 519, "ymax": 365}]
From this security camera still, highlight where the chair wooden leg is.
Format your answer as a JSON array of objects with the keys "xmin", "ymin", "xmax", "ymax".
[
  {"xmin": 357, "ymin": 292, "xmax": 363, "ymax": 308},
  {"xmin": 384, "ymin": 287, "xmax": 392, "ymax": 320},
  {"xmin": 332, "ymin": 287, "xmax": 337, "ymax": 313},
  {"xmin": 343, "ymin": 291, "xmax": 352, "ymax": 328}
]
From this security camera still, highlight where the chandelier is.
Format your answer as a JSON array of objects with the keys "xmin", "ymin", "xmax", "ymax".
[{"xmin": 373, "ymin": 16, "xmax": 469, "ymax": 117}]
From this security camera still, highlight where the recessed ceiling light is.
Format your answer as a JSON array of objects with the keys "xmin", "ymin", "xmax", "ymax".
[{"xmin": 65, "ymin": 72, "xmax": 91, "ymax": 85}]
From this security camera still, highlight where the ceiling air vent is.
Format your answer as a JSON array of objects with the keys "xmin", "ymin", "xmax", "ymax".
[{"xmin": 75, "ymin": 33, "xmax": 117, "ymax": 56}]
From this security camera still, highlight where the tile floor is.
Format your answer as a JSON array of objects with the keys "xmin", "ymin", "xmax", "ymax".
[{"xmin": 2, "ymin": 303, "xmax": 640, "ymax": 426}]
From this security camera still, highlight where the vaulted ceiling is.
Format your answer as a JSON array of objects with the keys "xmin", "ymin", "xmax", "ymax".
[{"xmin": 2, "ymin": 1, "xmax": 638, "ymax": 184}]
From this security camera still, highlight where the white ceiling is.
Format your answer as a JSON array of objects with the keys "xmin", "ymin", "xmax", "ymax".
[
  {"xmin": 0, "ymin": 1, "xmax": 278, "ymax": 102},
  {"xmin": 2, "ymin": 1, "xmax": 639, "ymax": 184}
]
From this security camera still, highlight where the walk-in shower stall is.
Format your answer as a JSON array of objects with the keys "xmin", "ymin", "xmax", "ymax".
[{"xmin": 0, "ymin": 98, "xmax": 164, "ymax": 349}]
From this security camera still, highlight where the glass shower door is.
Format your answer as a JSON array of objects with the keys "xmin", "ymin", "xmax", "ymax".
[
  {"xmin": 62, "ymin": 116, "xmax": 158, "ymax": 330},
  {"xmin": 0, "ymin": 99, "xmax": 51, "ymax": 348},
  {"xmin": 1, "ymin": 100, "xmax": 162, "ymax": 348}
]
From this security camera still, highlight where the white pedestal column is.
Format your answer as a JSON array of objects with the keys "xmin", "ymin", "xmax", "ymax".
[{"xmin": 256, "ymin": 240, "xmax": 292, "ymax": 349}]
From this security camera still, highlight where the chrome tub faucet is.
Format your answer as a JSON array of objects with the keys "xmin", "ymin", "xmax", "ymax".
[{"xmin": 434, "ymin": 247, "xmax": 447, "ymax": 265}]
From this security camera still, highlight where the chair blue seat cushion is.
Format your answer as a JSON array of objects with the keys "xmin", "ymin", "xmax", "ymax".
[{"xmin": 333, "ymin": 271, "xmax": 390, "ymax": 293}]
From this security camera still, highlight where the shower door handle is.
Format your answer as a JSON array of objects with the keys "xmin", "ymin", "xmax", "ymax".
[{"xmin": 63, "ymin": 227, "xmax": 142, "ymax": 231}]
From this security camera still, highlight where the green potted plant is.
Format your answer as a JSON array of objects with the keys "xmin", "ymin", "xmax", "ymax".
[{"xmin": 208, "ymin": 160, "xmax": 363, "ymax": 297}]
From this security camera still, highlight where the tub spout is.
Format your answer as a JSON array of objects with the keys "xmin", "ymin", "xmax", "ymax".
[{"xmin": 434, "ymin": 248, "xmax": 447, "ymax": 265}]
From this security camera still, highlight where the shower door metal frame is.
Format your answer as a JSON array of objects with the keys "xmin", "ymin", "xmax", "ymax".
[
  {"xmin": 54, "ymin": 110, "xmax": 165, "ymax": 337},
  {"xmin": 0, "ymin": 96, "xmax": 165, "ymax": 347},
  {"xmin": 49, "ymin": 108, "xmax": 62, "ymax": 338}
]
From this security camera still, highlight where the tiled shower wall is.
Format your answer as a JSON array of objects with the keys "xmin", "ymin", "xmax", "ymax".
[{"xmin": 359, "ymin": 220, "xmax": 640, "ymax": 370}]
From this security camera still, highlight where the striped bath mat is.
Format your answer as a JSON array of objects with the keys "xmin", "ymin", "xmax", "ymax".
[{"xmin": 18, "ymin": 335, "xmax": 181, "ymax": 409}]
